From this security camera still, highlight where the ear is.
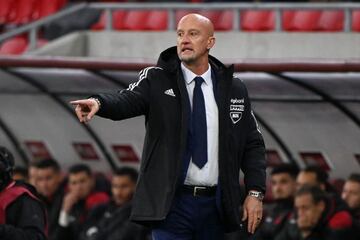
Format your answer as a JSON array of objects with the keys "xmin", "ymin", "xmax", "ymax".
[{"xmin": 207, "ymin": 37, "xmax": 215, "ymax": 50}]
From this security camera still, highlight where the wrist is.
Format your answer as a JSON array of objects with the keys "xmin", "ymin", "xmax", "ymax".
[
  {"xmin": 248, "ymin": 190, "xmax": 264, "ymax": 202},
  {"xmin": 89, "ymin": 97, "xmax": 101, "ymax": 109}
]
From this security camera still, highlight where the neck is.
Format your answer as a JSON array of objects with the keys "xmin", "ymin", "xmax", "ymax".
[{"xmin": 182, "ymin": 57, "xmax": 209, "ymax": 75}]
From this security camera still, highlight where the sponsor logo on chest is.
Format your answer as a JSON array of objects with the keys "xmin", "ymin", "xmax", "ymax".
[{"xmin": 230, "ymin": 98, "xmax": 244, "ymax": 124}]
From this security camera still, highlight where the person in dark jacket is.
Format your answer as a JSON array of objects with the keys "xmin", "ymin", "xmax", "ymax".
[
  {"xmin": 257, "ymin": 164, "xmax": 299, "ymax": 240},
  {"xmin": 80, "ymin": 167, "xmax": 149, "ymax": 240},
  {"xmin": 56, "ymin": 164, "xmax": 110, "ymax": 240},
  {"xmin": 342, "ymin": 173, "xmax": 360, "ymax": 238},
  {"xmin": 71, "ymin": 13, "xmax": 266, "ymax": 240},
  {"xmin": 275, "ymin": 185, "xmax": 355, "ymax": 240},
  {"xmin": 0, "ymin": 146, "xmax": 47, "ymax": 240},
  {"xmin": 35, "ymin": 158, "xmax": 67, "ymax": 240}
]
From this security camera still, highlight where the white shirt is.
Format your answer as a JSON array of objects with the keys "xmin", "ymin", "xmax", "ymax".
[{"xmin": 181, "ymin": 63, "xmax": 219, "ymax": 186}]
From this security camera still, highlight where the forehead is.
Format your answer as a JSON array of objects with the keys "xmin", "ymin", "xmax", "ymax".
[
  {"xmin": 112, "ymin": 175, "xmax": 132, "ymax": 184},
  {"xmin": 177, "ymin": 17, "xmax": 207, "ymax": 31},
  {"xmin": 272, "ymin": 172, "xmax": 294, "ymax": 181},
  {"xmin": 69, "ymin": 171, "xmax": 89, "ymax": 181},
  {"xmin": 37, "ymin": 168, "xmax": 57, "ymax": 176},
  {"xmin": 295, "ymin": 194, "xmax": 313, "ymax": 205},
  {"xmin": 297, "ymin": 172, "xmax": 317, "ymax": 183},
  {"xmin": 345, "ymin": 181, "xmax": 360, "ymax": 190}
]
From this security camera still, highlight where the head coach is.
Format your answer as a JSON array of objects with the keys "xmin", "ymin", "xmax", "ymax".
[{"xmin": 71, "ymin": 13, "xmax": 266, "ymax": 240}]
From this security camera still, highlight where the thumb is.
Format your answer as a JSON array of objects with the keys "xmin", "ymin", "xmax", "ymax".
[
  {"xmin": 242, "ymin": 207, "xmax": 248, "ymax": 221},
  {"xmin": 86, "ymin": 104, "xmax": 99, "ymax": 121}
]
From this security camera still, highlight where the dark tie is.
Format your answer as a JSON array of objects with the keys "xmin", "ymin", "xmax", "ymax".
[{"xmin": 191, "ymin": 76, "xmax": 208, "ymax": 169}]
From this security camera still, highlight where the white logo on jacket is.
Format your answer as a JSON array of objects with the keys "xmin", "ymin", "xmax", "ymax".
[
  {"xmin": 164, "ymin": 88, "xmax": 176, "ymax": 97},
  {"xmin": 230, "ymin": 98, "xmax": 245, "ymax": 124}
]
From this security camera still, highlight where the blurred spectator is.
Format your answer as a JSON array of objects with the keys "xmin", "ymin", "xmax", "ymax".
[
  {"xmin": 276, "ymin": 185, "xmax": 355, "ymax": 240},
  {"xmin": 342, "ymin": 173, "xmax": 360, "ymax": 239},
  {"xmin": 0, "ymin": 146, "xmax": 47, "ymax": 240},
  {"xmin": 56, "ymin": 164, "xmax": 110, "ymax": 240},
  {"xmin": 35, "ymin": 158, "xmax": 67, "ymax": 240},
  {"xmin": 342, "ymin": 173, "xmax": 360, "ymax": 219},
  {"xmin": 257, "ymin": 164, "xmax": 299, "ymax": 240},
  {"xmin": 296, "ymin": 165, "xmax": 336, "ymax": 193},
  {"xmin": 79, "ymin": 167, "xmax": 149, "ymax": 240},
  {"xmin": 12, "ymin": 166, "xmax": 29, "ymax": 182},
  {"xmin": 28, "ymin": 162, "xmax": 39, "ymax": 188}
]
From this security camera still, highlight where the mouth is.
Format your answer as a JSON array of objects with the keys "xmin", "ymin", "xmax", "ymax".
[{"xmin": 181, "ymin": 47, "xmax": 193, "ymax": 53}]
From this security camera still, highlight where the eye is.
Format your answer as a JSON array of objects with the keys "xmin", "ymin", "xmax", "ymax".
[{"xmin": 177, "ymin": 32, "xmax": 183, "ymax": 37}]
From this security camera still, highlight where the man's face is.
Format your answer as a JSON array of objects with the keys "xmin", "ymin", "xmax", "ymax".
[
  {"xmin": 296, "ymin": 172, "xmax": 322, "ymax": 189},
  {"xmin": 271, "ymin": 173, "xmax": 297, "ymax": 200},
  {"xmin": 68, "ymin": 172, "xmax": 93, "ymax": 200},
  {"xmin": 342, "ymin": 181, "xmax": 360, "ymax": 209},
  {"xmin": 111, "ymin": 175, "xmax": 136, "ymax": 206},
  {"xmin": 176, "ymin": 15, "xmax": 215, "ymax": 65},
  {"xmin": 36, "ymin": 168, "xmax": 61, "ymax": 198},
  {"xmin": 295, "ymin": 194, "xmax": 325, "ymax": 231}
]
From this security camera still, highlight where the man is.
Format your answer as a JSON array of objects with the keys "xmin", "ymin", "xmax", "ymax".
[
  {"xmin": 80, "ymin": 167, "xmax": 149, "ymax": 240},
  {"xmin": 0, "ymin": 146, "xmax": 47, "ymax": 240},
  {"xmin": 35, "ymin": 158, "xmax": 66, "ymax": 240},
  {"xmin": 56, "ymin": 164, "xmax": 110, "ymax": 240},
  {"xmin": 342, "ymin": 173, "xmax": 360, "ymax": 238},
  {"xmin": 296, "ymin": 165, "xmax": 332, "ymax": 192},
  {"xmin": 342, "ymin": 173, "xmax": 360, "ymax": 219},
  {"xmin": 257, "ymin": 164, "xmax": 299, "ymax": 240},
  {"xmin": 276, "ymin": 185, "xmax": 355, "ymax": 240},
  {"xmin": 71, "ymin": 14, "xmax": 266, "ymax": 239}
]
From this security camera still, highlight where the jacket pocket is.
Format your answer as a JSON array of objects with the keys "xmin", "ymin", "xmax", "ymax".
[{"xmin": 142, "ymin": 135, "xmax": 160, "ymax": 173}]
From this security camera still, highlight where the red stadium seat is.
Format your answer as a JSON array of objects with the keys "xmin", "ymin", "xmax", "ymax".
[
  {"xmin": 145, "ymin": 11, "xmax": 168, "ymax": 30},
  {"xmin": 39, "ymin": 0, "xmax": 66, "ymax": 18},
  {"xmin": 352, "ymin": 10, "xmax": 360, "ymax": 32},
  {"xmin": 91, "ymin": 10, "xmax": 127, "ymax": 31},
  {"xmin": 122, "ymin": 10, "xmax": 150, "ymax": 30},
  {"xmin": 215, "ymin": 10, "xmax": 233, "ymax": 31},
  {"xmin": 0, "ymin": 36, "xmax": 28, "ymax": 55},
  {"xmin": 12, "ymin": 0, "xmax": 41, "ymax": 25},
  {"xmin": 317, "ymin": 11, "xmax": 344, "ymax": 31},
  {"xmin": 0, "ymin": 0, "xmax": 16, "ymax": 24},
  {"xmin": 283, "ymin": 10, "xmax": 322, "ymax": 31},
  {"xmin": 241, "ymin": 10, "xmax": 275, "ymax": 31}
]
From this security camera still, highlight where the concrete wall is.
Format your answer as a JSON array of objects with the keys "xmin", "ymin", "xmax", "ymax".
[{"xmin": 30, "ymin": 31, "xmax": 360, "ymax": 61}]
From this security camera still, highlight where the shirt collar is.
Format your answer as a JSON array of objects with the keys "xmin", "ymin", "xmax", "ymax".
[{"xmin": 181, "ymin": 63, "xmax": 212, "ymax": 86}]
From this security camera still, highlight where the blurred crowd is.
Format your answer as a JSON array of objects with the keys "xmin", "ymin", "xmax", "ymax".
[{"xmin": 7, "ymin": 157, "xmax": 360, "ymax": 240}]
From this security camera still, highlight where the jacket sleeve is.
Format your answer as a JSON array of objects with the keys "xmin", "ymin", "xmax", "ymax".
[
  {"xmin": 240, "ymin": 83, "xmax": 266, "ymax": 194},
  {"xmin": 93, "ymin": 67, "xmax": 158, "ymax": 121},
  {"xmin": 0, "ymin": 195, "xmax": 47, "ymax": 240}
]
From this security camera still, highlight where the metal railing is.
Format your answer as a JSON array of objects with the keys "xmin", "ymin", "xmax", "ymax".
[{"xmin": 1, "ymin": 2, "xmax": 360, "ymax": 52}]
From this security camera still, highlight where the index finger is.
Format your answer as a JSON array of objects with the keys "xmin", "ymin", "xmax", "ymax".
[{"xmin": 70, "ymin": 99, "xmax": 89, "ymax": 106}]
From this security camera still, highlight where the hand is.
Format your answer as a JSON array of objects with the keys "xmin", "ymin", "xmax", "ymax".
[
  {"xmin": 70, "ymin": 99, "xmax": 99, "ymax": 123},
  {"xmin": 242, "ymin": 195, "xmax": 263, "ymax": 234},
  {"xmin": 62, "ymin": 192, "xmax": 79, "ymax": 213}
]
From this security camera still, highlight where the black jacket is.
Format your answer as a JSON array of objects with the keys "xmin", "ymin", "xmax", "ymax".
[
  {"xmin": 0, "ymin": 182, "xmax": 47, "ymax": 240},
  {"xmin": 95, "ymin": 46, "xmax": 266, "ymax": 231},
  {"xmin": 79, "ymin": 201, "xmax": 149, "ymax": 240}
]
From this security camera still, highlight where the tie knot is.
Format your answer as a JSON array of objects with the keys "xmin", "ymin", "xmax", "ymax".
[{"xmin": 194, "ymin": 76, "xmax": 204, "ymax": 86}]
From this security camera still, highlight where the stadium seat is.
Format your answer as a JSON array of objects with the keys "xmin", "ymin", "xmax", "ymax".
[
  {"xmin": 91, "ymin": 10, "xmax": 127, "ymax": 30},
  {"xmin": 12, "ymin": 0, "xmax": 41, "ymax": 25},
  {"xmin": 215, "ymin": 10, "xmax": 233, "ymax": 31},
  {"xmin": 352, "ymin": 10, "xmax": 360, "ymax": 32},
  {"xmin": 145, "ymin": 11, "xmax": 168, "ymax": 30},
  {"xmin": 241, "ymin": 10, "xmax": 275, "ymax": 31},
  {"xmin": 0, "ymin": 0, "xmax": 16, "ymax": 25},
  {"xmin": 0, "ymin": 36, "xmax": 28, "ymax": 55},
  {"xmin": 38, "ymin": 0, "xmax": 66, "ymax": 18},
  {"xmin": 198, "ymin": 10, "xmax": 222, "ymax": 26},
  {"xmin": 317, "ymin": 10, "xmax": 344, "ymax": 31},
  {"xmin": 283, "ymin": 10, "xmax": 322, "ymax": 31},
  {"xmin": 122, "ymin": 10, "xmax": 150, "ymax": 30}
]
